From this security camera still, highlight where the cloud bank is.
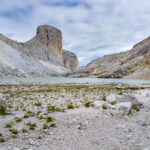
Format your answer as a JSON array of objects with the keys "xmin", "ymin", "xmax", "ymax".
[{"xmin": 0, "ymin": 0, "xmax": 150, "ymax": 66}]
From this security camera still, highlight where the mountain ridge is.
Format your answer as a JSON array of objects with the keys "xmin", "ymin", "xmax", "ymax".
[{"xmin": 67, "ymin": 36, "xmax": 150, "ymax": 79}]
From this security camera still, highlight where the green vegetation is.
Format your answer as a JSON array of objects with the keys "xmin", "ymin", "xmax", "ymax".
[
  {"xmin": 47, "ymin": 105, "xmax": 65, "ymax": 113},
  {"xmin": 10, "ymin": 128, "xmax": 18, "ymax": 135},
  {"xmin": 101, "ymin": 94, "xmax": 106, "ymax": 101},
  {"xmin": 102, "ymin": 104, "xmax": 107, "ymax": 109},
  {"xmin": 26, "ymin": 122, "xmax": 37, "ymax": 130},
  {"xmin": 67, "ymin": 103, "xmax": 75, "ymax": 109},
  {"xmin": 5, "ymin": 122, "xmax": 13, "ymax": 128},
  {"xmin": 22, "ymin": 128, "xmax": 28, "ymax": 133},
  {"xmin": 0, "ymin": 107, "xmax": 8, "ymax": 115},
  {"xmin": 46, "ymin": 116, "xmax": 55, "ymax": 123},
  {"xmin": 0, "ymin": 133, "xmax": 6, "ymax": 143},
  {"xmin": 14, "ymin": 117, "xmax": 23, "ymax": 122},
  {"xmin": 43, "ymin": 123, "xmax": 49, "ymax": 129},
  {"xmin": 49, "ymin": 123, "xmax": 56, "ymax": 127},
  {"xmin": 34, "ymin": 102, "xmax": 42, "ymax": 106},
  {"xmin": 84, "ymin": 101, "xmax": 92, "ymax": 108}
]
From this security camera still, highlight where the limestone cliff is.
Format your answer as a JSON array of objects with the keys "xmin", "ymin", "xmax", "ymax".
[{"xmin": 0, "ymin": 25, "xmax": 78, "ymax": 77}]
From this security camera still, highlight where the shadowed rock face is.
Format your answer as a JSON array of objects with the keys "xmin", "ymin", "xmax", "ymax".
[
  {"xmin": 63, "ymin": 50, "xmax": 79, "ymax": 71},
  {"xmin": 68, "ymin": 36, "xmax": 150, "ymax": 79},
  {"xmin": 0, "ymin": 25, "xmax": 78, "ymax": 76}
]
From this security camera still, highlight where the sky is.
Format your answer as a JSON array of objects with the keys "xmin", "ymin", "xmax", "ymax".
[{"xmin": 0, "ymin": 0, "xmax": 150, "ymax": 66}]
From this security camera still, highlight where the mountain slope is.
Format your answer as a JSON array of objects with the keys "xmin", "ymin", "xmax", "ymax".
[
  {"xmin": 68, "ymin": 36, "xmax": 150, "ymax": 79},
  {"xmin": 0, "ymin": 25, "xmax": 78, "ymax": 77}
]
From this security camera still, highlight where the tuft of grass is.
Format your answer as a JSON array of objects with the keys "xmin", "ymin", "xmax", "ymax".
[
  {"xmin": 14, "ymin": 117, "xmax": 22, "ymax": 122},
  {"xmin": 26, "ymin": 122, "xmax": 37, "ymax": 130},
  {"xmin": 38, "ymin": 114, "xmax": 44, "ymax": 120},
  {"xmin": 110, "ymin": 101, "xmax": 118, "ymax": 105},
  {"xmin": 84, "ymin": 102, "xmax": 92, "ymax": 108},
  {"xmin": 102, "ymin": 104, "xmax": 107, "ymax": 109},
  {"xmin": 34, "ymin": 102, "xmax": 42, "ymax": 107},
  {"xmin": 132, "ymin": 106, "xmax": 140, "ymax": 112},
  {"xmin": 49, "ymin": 123, "xmax": 56, "ymax": 127},
  {"xmin": 118, "ymin": 91, "xmax": 123, "ymax": 95},
  {"xmin": 0, "ymin": 134, "xmax": 6, "ymax": 143},
  {"xmin": 10, "ymin": 128, "xmax": 18, "ymax": 135},
  {"xmin": 5, "ymin": 122, "xmax": 13, "ymax": 128},
  {"xmin": 101, "ymin": 94, "xmax": 106, "ymax": 101},
  {"xmin": 67, "ymin": 103, "xmax": 75, "ymax": 109},
  {"xmin": 0, "ymin": 107, "xmax": 8, "ymax": 115},
  {"xmin": 47, "ymin": 105, "xmax": 65, "ymax": 113},
  {"xmin": 46, "ymin": 116, "xmax": 55, "ymax": 123},
  {"xmin": 43, "ymin": 123, "xmax": 49, "ymax": 129},
  {"xmin": 22, "ymin": 128, "xmax": 28, "ymax": 133},
  {"xmin": 23, "ymin": 113, "xmax": 30, "ymax": 118}
]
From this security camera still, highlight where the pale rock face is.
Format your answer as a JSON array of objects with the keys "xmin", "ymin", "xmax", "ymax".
[{"xmin": 22, "ymin": 25, "xmax": 64, "ymax": 66}]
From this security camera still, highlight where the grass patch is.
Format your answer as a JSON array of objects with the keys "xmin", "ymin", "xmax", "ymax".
[
  {"xmin": 26, "ymin": 122, "xmax": 37, "ymax": 130},
  {"xmin": 67, "ymin": 103, "xmax": 75, "ymax": 109},
  {"xmin": 10, "ymin": 128, "xmax": 19, "ymax": 135},
  {"xmin": 0, "ymin": 107, "xmax": 10, "ymax": 115},
  {"xmin": 34, "ymin": 102, "xmax": 42, "ymax": 107},
  {"xmin": 46, "ymin": 116, "xmax": 55, "ymax": 123},
  {"xmin": 84, "ymin": 102, "xmax": 92, "ymax": 108},
  {"xmin": 47, "ymin": 105, "xmax": 65, "ymax": 113},
  {"xmin": 102, "ymin": 104, "xmax": 107, "ymax": 109}
]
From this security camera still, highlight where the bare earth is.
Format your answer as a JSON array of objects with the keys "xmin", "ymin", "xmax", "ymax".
[{"xmin": 0, "ymin": 83, "xmax": 150, "ymax": 150}]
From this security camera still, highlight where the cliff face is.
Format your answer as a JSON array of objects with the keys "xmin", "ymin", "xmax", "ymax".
[
  {"xmin": 69, "ymin": 36, "xmax": 150, "ymax": 79},
  {"xmin": 0, "ymin": 25, "xmax": 78, "ymax": 77},
  {"xmin": 63, "ymin": 50, "xmax": 79, "ymax": 71}
]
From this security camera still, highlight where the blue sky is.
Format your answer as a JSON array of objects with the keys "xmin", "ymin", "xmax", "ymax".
[{"xmin": 0, "ymin": 0, "xmax": 150, "ymax": 66}]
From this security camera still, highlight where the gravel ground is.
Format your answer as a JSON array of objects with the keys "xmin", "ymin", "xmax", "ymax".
[{"xmin": 0, "ymin": 83, "xmax": 150, "ymax": 150}]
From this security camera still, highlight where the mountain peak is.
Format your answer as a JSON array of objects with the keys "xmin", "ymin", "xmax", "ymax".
[{"xmin": 35, "ymin": 25, "xmax": 62, "ymax": 53}]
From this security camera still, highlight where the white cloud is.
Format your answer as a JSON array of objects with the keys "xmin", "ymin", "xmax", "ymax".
[{"xmin": 0, "ymin": 0, "xmax": 150, "ymax": 66}]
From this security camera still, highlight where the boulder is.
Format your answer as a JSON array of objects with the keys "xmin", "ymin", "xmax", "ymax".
[
  {"xmin": 106, "ymin": 93, "xmax": 142, "ymax": 107},
  {"xmin": 115, "ymin": 102, "xmax": 132, "ymax": 115},
  {"xmin": 94, "ymin": 101, "xmax": 106, "ymax": 108}
]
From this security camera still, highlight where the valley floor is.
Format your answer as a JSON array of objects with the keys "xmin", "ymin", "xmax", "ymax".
[{"xmin": 0, "ymin": 83, "xmax": 150, "ymax": 150}]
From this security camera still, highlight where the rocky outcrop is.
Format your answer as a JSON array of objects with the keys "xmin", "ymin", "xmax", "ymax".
[
  {"xmin": 69, "ymin": 36, "xmax": 150, "ymax": 79},
  {"xmin": 0, "ymin": 25, "xmax": 78, "ymax": 77},
  {"xmin": 63, "ymin": 50, "xmax": 78, "ymax": 71}
]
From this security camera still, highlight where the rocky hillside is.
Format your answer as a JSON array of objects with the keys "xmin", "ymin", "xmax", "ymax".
[
  {"xmin": 68, "ymin": 36, "xmax": 150, "ymax": 79},
  {"xmin": 0, "ymin": 25, "xmax": 78, "ymax": 77}
]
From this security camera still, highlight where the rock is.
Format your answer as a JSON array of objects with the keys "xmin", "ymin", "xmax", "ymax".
[
  {"xmin": 29, "ymin": 139, "xmax": 35, "ymax": 145},
  {"xmin": 93, "ymin": 101, "xmax": 107, "ymax": 108},
  {"xmin": 0, "ymin": 93, "xmax": 6, "ymax": 109},
  {"xmin": 107, "ymin": 93, "xmax": 142, "ymax": 107},
  {"xmin": 137, "ymin": 117, "xmax": 150, "ymax": 126},
  {"xmin": 115, "ymin": 102, "xmax": 132, "ymax": 115},
  {"xmin": 63, "ymin": 50, "xmax": 79, "ymax": 71}
]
